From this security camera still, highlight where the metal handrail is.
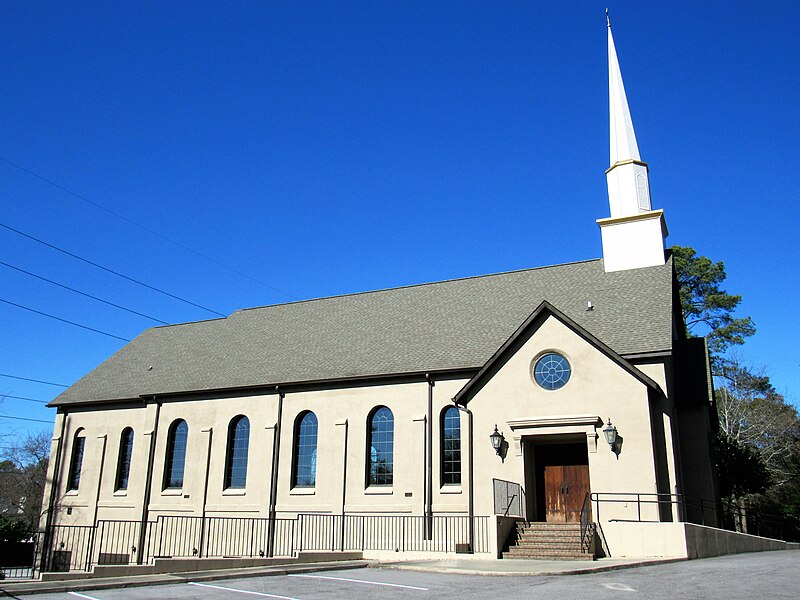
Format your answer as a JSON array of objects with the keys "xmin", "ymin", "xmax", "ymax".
[
  {"xmin": 579, "ymin": 492, "xmax": 594, "ymax": 553},
  {"xmin": 492, "ymin": 478, "xmax": 525, "ymax": 518},
  {"xmin": 589, "ymin": 492, "xmax": 795, "ymax": 541},
  {"xmin": 504, "ymin": 494, "xmax": 517, "ymax": 518}
]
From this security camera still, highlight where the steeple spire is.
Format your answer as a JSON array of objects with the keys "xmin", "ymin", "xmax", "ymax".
[
  {"xmin": 607, "ymin": 13, "xmax": 641, "ymax": 168},
  {"xmin": 605, "ymin": 11, "xmax": 650, "ymax": 216},
  {"xmin": 597, "ymin": 12, "xmax": 667, "ymax": 272}
]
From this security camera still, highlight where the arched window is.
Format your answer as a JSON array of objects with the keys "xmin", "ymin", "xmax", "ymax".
[
  {"xmin": 164, "ymin": 419, "xmax": 188, "ymax": 489},
  {"xmin": 115, "ymin": 427, "xmax": 134, "ymax": 491},
  {"xmin": 292, "ymin": 412, "xmax": 318, "ymax": 488},
  {"xmin": 67, "ymin": 428, "xmax": 86, "ymax": 491},
  {"xmin": 441, "ymin": 406, "xmax": 461, "ymax": 485},
  {"xmin": 367, "ymin": 406, "xmax": 393, "ymax": 486},
  {"xmin": 224, "ymin": 416, "xmax": 250, "ymax": 489}
]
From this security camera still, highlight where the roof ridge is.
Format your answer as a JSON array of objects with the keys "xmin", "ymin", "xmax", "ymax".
[
  {"xmin": 151, "ymin": 316, "xmax": 228, "ymax": 330},
  {"xmin": 233, "ymin": 257, "xmax": 604, "ymax": 316}
]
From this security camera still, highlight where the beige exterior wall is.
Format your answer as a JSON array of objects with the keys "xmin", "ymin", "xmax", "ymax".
[
  {"xmin": 466, "ymin": 314, "xmax": 668, "ymax": 522},
  {"xmin": 46, "ymin": 380, "xmax": 475, "ymax": 527},
  {"xmin": 275, "ymin": 381, "xmax": 466, "ymax": 517}
]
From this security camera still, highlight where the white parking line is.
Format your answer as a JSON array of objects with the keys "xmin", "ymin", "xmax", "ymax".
[
  {"xmin": 188, "ymin": 581, "xmax": 302, "ymax": 599},
  {"xmin": 68, "ymin": 593, "xmax": 103, "ymax": 600},
  {"xmin": 602, "ymin": 582, "xmax": 637, "ymax": 592},
  {"xmin": 288, "ymin": 573, "xmax": 429, "ymax": 591}
]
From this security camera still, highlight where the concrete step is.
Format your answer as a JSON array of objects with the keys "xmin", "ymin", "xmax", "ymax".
[
  {"xmin": 516, "ymin": 521, "xmax": 582, "ymax": 526},
  {"xmin": 513, "ymin": 531, "xmax": 583, "ymax": 539},
  {"xmin": 503, "ymin": 550, "xmax": 595, "ymax": 561},
  {"xmin": 511, "ymin": 541, "xmax": 584, "ymax": 550},
  {"xmin": 504, "ymin": 521, "xmax": 594, "ymax": 561}
]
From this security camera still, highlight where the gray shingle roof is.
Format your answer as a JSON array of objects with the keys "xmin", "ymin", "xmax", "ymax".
[{"xmin": 51, "ymin": 257, "xmax": 675, "ymax": 407}]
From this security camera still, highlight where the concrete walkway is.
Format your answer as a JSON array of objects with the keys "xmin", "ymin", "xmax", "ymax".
[
  {"xmin": 378, "ymin": 556, "xmax": 685, "ymax": 576},
  {"xmin": 0, "ymin": 556, "xmax": 685, "ymax": 596}
]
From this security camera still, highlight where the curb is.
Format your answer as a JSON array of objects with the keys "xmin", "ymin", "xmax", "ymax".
[
  {"xmin": 375, "ymin": 557, "xmax": 687, "ymax": 577},
  {"xmin": 0, "ymin": 560, "xmax": 371, "ymax": 597}
]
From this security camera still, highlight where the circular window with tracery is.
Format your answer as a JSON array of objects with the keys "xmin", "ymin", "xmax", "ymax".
[{"xmin": 532, "ymin": 353, "xmax": 571, "ymax": 390}]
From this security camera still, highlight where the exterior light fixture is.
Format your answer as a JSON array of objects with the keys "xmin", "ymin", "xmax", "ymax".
[
  {"xmin": 603, "ymin": 419, "xmax": 618, "ymax": 450},
  {"xmin": 490, "ymin": 424, "xmax": 504, "ymax": 455}
]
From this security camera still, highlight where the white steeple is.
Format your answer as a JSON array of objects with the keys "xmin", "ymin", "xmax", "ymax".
[{"xmin": 597, "ymin": 11, "xmax": 667, "ymax": 272}]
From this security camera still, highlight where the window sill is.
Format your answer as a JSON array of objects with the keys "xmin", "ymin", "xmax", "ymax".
[
  {"xmin": 161, "ymin": 488, "xmax": 184, "ymax": 496},
  {"xmin": 222, "ymin": 489, "xmax": 247, "ymax": 496},
  {"xmin": 365, "ymin": 487, "xmax": 393, "ymax": 495},
  {"xmin": 290, "ymin": 488, "xmax": 316, "ymax": 496},
  {"xmin": 439, "ymin": 486, "xmax": 462, "ymax": 495},
  {"xmin": 65, "ymin": 490, "xmax": 79, "ymax": 496},
  {"xmin": 113, "ymin": 490, "xmax": 128, "ymax": 497}
]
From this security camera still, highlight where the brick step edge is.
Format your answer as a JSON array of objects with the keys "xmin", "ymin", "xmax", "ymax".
[
  {"xmin": 516, "ymin": 521, "xmax": 581, "ymax": 529},
  {"xmin": 517, "ymin": 531, "xmax": 581, "ymax": 540},
  {"xmin": 511, "ymin": 543, "xmax": 585, "ymax": 550},
  {"xmin": 513, "ymin": 538, "xmax": 583, "ymax": 544},
  {"xmin": 503, "ymin": 552, "xmax": 595, "ymax": 561}
]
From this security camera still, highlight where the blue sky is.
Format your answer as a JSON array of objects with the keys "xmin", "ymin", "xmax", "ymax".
[{"xmin": 2, "ymin": 1, "xmax": 799, "ymax": 439}]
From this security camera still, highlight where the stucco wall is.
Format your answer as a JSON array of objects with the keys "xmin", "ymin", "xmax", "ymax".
[
  {"xmin": 465, "ymin": 314, "xmax": 665, "ymax": 521},
  {"xmin": 44, "ymin": 378, "xmax": 474, "ymax": 528}
]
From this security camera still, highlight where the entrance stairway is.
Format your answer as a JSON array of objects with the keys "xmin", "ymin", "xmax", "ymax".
[{"xmin": 502, "ymin": 522, "xmax": 595, "ymax": 560}]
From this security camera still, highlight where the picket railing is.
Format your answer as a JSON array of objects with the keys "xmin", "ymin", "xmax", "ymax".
[{"xmin": 27, "ymin": 513, "xmax": 489, "ymax": 574}]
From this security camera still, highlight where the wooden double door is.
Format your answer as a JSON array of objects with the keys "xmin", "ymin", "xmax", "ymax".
[{"xmin": 533, "ymin": 442, "xmax": 590, "ymax": 523}]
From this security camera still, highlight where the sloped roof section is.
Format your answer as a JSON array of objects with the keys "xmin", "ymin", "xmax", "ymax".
[{"xmin": 51, "ymin": 257, "xmax": 674, "ymax": 406}]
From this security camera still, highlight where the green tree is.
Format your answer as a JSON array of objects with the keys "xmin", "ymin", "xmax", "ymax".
[
  {"xmin": 671, "ymin": 245, "xmax": 755, "ymax": 354},
  {"xmin": 0, "ymin": 432, "xmax": 50, "ymax": 532},
  {"xmin": 713, "ymin": 432, "xmax": 770, "ymax": 499},
  {"xmin": 673, "ymin": 246, "xmax": 800, "ymax": 536}
]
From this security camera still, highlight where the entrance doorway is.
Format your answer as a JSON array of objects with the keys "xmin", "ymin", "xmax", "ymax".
[{"xmin": 529, "ymin": 442, "xmax": 590, "ymax": 522}]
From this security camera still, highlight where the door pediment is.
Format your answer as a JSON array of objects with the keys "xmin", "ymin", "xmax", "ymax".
[{"xmin": 507, "ymin": 414, "xmax": 603, "ymax": 455}]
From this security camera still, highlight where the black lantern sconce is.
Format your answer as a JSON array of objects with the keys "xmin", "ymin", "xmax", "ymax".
[
  {"xmin": 603, "ymin": 418, "xmax": 621, "ymax": 456},
  {"xmin": 489, "ymin": 424, "xmax": 504, "ymax": 456}
]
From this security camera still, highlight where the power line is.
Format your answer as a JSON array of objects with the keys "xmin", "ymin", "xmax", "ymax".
[
  {"xmin": 0, "ymin": 394, "xmax": 49, "ymax": 405},
  {"xmin": 0, "ymin": 373, "xmax": 68, "ymax": 387},
  {"xmin": 0, "ymin": 297, "xmax": 130, "ymax": 342},
  {"xmin": 0, "ymin": 155, "xmax": 296, "ymax": 301},
  {"xmin": 0, "ymin": 222, "xmax": 226, "ymax": 317},
  {"xmin": 0, "ymin": 259, "xmax": 169, "ymax": 325},
  {"xmin": 0, "ymin": 414, "xmax": 54, "ymax": 424}
]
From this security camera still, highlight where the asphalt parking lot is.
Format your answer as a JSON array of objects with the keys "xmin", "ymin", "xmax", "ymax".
[{"xmin": 12, "ymin": 551, "xmax": 800, "ymax": 600}]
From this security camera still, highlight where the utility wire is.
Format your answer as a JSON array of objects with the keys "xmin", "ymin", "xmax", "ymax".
[
  {"xmin": 0, "ymin": 297, "xmax": 130, "ymax": 342},
  {"xmin": 0, "ymin": 222, "xmax": 226, "ymax": 317},
  {"xmin": 0, "ymin": 259, "xmax": 169, "ymax": 325},
  {"xmin": 0, "ymin": 373, "xmax": 67, "ymax": 387},
  {"xmin": 0, "ymin": 394, "xmax": 49, "ymax": 405},
  {"xmin": 0, "ymin": 414, "xmax": 54, "ymax": 424},
  {"xmin": 0, "ymin": 155, "xmax": 296, "ymax": 300}
]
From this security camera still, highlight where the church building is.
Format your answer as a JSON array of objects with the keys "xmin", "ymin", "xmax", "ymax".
[{"xmin": 39, "ymin": 20, "xmax": 746, "ymax": 569}]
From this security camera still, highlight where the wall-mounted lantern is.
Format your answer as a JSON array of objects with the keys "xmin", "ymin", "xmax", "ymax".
[
  {"xmin": 603, "ymin": 419, "xmax": 618, "ymax": 450},
  {"xmin": 490, "ymin": 424, "xmax": 504, "ymax": 455}
]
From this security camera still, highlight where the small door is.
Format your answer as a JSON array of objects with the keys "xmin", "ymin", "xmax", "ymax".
[{"xmin": 544, "ymin": 464, "xmax": 590, "ymax": 523}]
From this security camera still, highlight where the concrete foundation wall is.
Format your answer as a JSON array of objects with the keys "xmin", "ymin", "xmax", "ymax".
[
  {"xmin": 600, "ymin": 521, "xmax": 791, "ymax": 559},
  {"xmin": 40, "ymin": 552, "xmax": 364, "ymax": 581},
  {"xmin": 683, "ymin": 523, "xmax": 788, "ymax": 559}
]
